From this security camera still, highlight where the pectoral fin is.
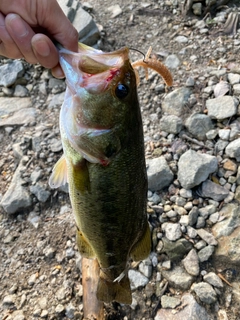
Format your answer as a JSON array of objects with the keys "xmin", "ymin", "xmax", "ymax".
[
  {"xmin": 130, "ymin": 224, "xmax": 151, "ymax": 261},
  {"xmin": 49, "ymin": 155, "xmax": 68, "ymax": 189}
]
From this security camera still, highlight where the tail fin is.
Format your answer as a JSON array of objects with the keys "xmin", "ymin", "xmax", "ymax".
[{"xmin": 97, "ymin": 271, "xmax": 132, "ymax": 304}]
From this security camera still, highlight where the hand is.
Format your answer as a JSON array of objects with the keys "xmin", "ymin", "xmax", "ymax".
[{"xmin": 0, "ymin": 0, "xmax": 79, "ymax": 77}]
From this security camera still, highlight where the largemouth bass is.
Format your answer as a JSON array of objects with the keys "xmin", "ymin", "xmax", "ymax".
[{"xmin": 49, "ymin": 43, "xmax": 151, "ymax": 304}]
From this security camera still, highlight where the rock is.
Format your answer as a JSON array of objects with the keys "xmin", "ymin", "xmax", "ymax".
[
  {"xmin": 212, "ymin": 203, "xmax": 240, "ymax": 238},
  {"xmin": 107, "ymin": 4, "xmax": 122, "ymax": 18},
  {"xmin": 128, "ymin": 269, "xmax": 149, "ymax": 290},
  {"xmin": 50, "ymin": 138, "xmax": 63, "ymax": 153},
  {"xmin": 55, "ymin": 304, "xmax": 65, "ymax": 314},
  {"xmin": 188, "ymin": 206, "xmax": 199, "ymax": 226},
  {"xmin": 198, "ymin": 245, "xmax": 215, "ymax": 262},
  {"xmin": 206, "ymin": 96, "xmax": 238, "ymax": 120},
  {"xmin": 218, "ymin": 129, "xmax": 230, "ymax": 140},
  {"xmin": 57, "ymin": 0, "xmax": 100, "ymax": 45},
  {"xmin": 47, "ymin": 92, "xmax": 65, "ymax": 109},
  {"xmin": 30, "ymin": 183, "xmax": 51, "ymax": 203},
  {"xmin": 2, "ymin": 294, "xmax": 17, "ymax": 307},
  {"xmin": 212, "ymin": 204, "xmax": 240, "ymax": 267},
  {"xmin": 161, "ymin": 266, "xmax": 194, "ymax": 290},
  {"xmin": 163, "ymin": 223, "xmax": 182, "ymax": 241},
  {"xmin": 174, "ymin": 36, "xmax": 188, "ymax": 43},
  {"xmin": 228, "ymin": 73, "xmax": 240, "ymax": 85},
  {"xmin": 27, "ymin": 211, "xmax": 41, "ymax": 229},
  {"xmin": 162, "ymin": 87, "xmax": 192, "ymax": 116},
  {"xmin": 0, "ymin": 107, "xmax": 36, "ymax": 126},
  {"xmin": 191, "ymin": 282, "xmax": 217, "ymax": 304},
  {"xmin": 1, "ymin": 160, "xmax": 32, "ymax": 214},
  {"xmin": 38, "ymin": 297, "xmax": 48, "ymax": 309},
  {"xmin": 43, "ymin": 247, "xmax": 56, "ymax": 259},
  {"xmin": 0, "ymin": 60, "xmax": 24, "ymax": 87},
  {"xmin": 28, "ymin": 273, "xmax": 38, "ymax": 286},
  {"xmin": 182, "ymin": 249, "xmax": 200, "ymax": 276},
  {"xmin": 56, "ymin": 287, "xmax": 67, "ymax": 301},
  {"xmin": 155, "ymin": 293, "xmax": 210, "ymax": 320},
  {"xmin": 11, "ymin": 310, "xmax": 25, "ymax": 320},
  {"xmin": 74, "ymin": 8, "xmax": 100, "ymax": 45},
  {"xmin": 198, "ymin": 204, "xmax": 217, "ymax": 219},
  {"xmin": 223, "ymin": 159, "xmax": 237, "ymax": 172},
  {"xmin": 160, "ymin": 115, "xmax": 183, "ymax": 134},
  {"xmin": 146, "ymin": 157, "xmax": 174, "ymax": 191},
  {"xmin": 206, "ymin": 129, "xmax": 218, "ymax": 140},
  {"xmin": 197, "ymin": 229, "xmax": 218, "ymax": 246},
  {"xmin": 14, "ymin": 85, "xmax": 29, "ymax": 97},
  {"xmin": 165, "ymin": 54, "xmax": 180, "ymax": 69},
  {"xmin": 0, "ymin": 97, "xmax": 32, "ymax": 117},
  {"xmin": 65, "ymin": 303, "xmax": 75, "ymax": 319},
  {"xmin": 161, "ymin": 237, "xmax": 193, "ymax": 261},
  {"xmin": 185, "ymin": 113, "xmax": 214, "ymax": 140},
  {"xmin": 203, "ymin": 272, "xmax": 223, "ymax": 288},
  {"xmin": 196, "ymin": 216, "xmax": 205, "ymax": 229},
  {"xmin": 178, "ymin": 150, "xmax": 218, "ymax": 189},
  {"xmin": 30, "ymin": 169, "xmax": 43, "ymax": 184},
  {"xmin": 192, "ymin": 2, "xmax": 202, "ymax": 15},
  {"xmin": 200, "ymin": 180, "xmax": 229, "ymax": 201},
  {"xmin": 225, "ymin": 138, "xmax": 240, "ymax": 161},
  {"xmin": 161, "ymin": 295, "xmax": 181, "ymax": 308},
  {"xmin": 139, "ymin": 259, "xmax": 152, "ymax": 278}
]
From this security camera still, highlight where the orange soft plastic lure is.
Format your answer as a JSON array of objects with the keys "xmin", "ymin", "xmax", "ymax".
[{"xmin": 131, "ymin": 46, "xmax": 173, "ymax": 87}]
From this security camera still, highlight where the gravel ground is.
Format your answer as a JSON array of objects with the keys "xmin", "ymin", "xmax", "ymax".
[{"xmin": 1, "ymin": 1, "xmax": 240, "ymax": 319}]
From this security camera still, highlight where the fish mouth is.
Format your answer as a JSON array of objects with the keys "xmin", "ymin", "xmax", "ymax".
[{"xmin": 58, "ymin": 43, "xmax": 130, "ymax": 94}]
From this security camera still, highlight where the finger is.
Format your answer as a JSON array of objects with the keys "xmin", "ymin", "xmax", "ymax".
[
  {"xmin": 36, "ymin": 0, "xmax": 79, "ymax": 52},
  {"xmin": 0, "ymin": 12, "xmax": 23, "ymax": 59},
  {"xmin": 51, "ymin": 64, "xmax": 65, "ymax": 79},
  {"xmin": 31, "ymin": 33, "xmax": 59, "ymax": 69},
  {"xmin": 5, "ymin": 13, "xmax": 38, "ymax": 64}
]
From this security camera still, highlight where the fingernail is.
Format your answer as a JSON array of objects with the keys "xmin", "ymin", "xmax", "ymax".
[
  {"xmin": 52, "ymin": 65, "xmax": 65, "ymax": 79},
  {"xmin": 8, "ymin": 14, "xmax": 28, "ymax": 37},
  {"xmin": 33, "ymin": 40, "xmax": 51, "ymax": 57}
]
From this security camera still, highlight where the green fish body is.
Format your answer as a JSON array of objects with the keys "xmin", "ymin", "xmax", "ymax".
[{"xmin": 49, "ymin": 43, "xmax": 151, "ymax": 304}]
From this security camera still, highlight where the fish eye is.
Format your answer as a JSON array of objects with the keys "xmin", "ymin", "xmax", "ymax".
[{"xmin": 115, "ymin": 84, "xmax": 129, "ymax": 99}]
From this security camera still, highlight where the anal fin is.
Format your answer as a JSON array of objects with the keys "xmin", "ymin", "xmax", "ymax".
[
  {"xmin": 76, "ymin": 229, "xmax": 95, "ymax": 259},
  {"xmin": 130, "ymin": 223, "xmax": 151, "ymax": 261},
  {"xmin": 97, "ymin": 271, "xmax": 132, "ymax": 304}
]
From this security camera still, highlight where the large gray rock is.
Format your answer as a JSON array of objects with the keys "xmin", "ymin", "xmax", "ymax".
[
  {"xmin": 200, "ymin": 180, "xmax": 229, "ymax": 201},
  {"xmin": 182, "ymin": 249, "xmax": 200, "ymax": 276},
  {"xmin": 155, "ymin": 293, "xmax": 211, "ymax": 320},
  {"xmin": 0, "ymin": 60, "xmax": 24, "ymax": 87},
  {"xmin": 128, "ymin": 269, "xmax": 149, "ymax": 290},
  {"xmin": 1, "ymin": 159, "xmax": 32, "ymax": 214},
  {"xmin": 178, "ymin": 150, "xmax": 218, "ymax": 189},
  {"xmin": 225, "ymin": 138, "xmax": 240, "ymax": 161},
  {"xmin": 57, "ymin": 0, "xmax": 100, "ymax": 46},
  {"xmin": 161, "ymin": 266, "xmax": 194, "ymax": 290},
  {"xmin": 146, "ymin": 157, "xmax": 174, "ymax": 191},
  {"xmin": 212, "ymin": 203, "xmax": 240, "ymax": 238},
  {"xmin": 0, "ymin": 108, "xmax": 36, "ymax": 127},
  {"xmin": 212, "ymin": 203, "xmax": 240, "ymax": 268},
  {"xmin": 191, "ymin": 282, "xmax": 217, "ymax": 304},
  {"xmin": 162, "ymin": 87, "xmax": 192, "ymax": 116},
  {"xmin": 206, "ymin": 96, "xmax": 238, "ymax": 120},
  {"xmin": 185, "ymin": 113, "xmax": 214, "ymax": 140},
  {"xmin": 0, "ymin": 97, "xmax": 32, "ymax": 117},
  {"xmin": 160, "ymin": 115, "xmax": 183, "ymax": 134},
  {"xmin": 30, "ymin": 184, "xmax": 51, "ymax": 203}
]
